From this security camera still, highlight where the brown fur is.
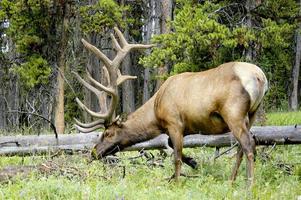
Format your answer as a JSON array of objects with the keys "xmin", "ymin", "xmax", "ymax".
[{"xmin": 95, "ymin": 62, "xmax": 268, "ymax": 184}]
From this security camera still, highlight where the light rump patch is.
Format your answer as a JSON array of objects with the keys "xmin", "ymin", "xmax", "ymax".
[{"xmin": 233, "ymin": 62, "xmax": 268, "ymax": 112}]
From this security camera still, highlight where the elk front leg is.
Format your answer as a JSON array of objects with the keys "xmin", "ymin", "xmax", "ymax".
[
  {"xmin": 167, "ymin": 126, "xmax": 184, "ymax": 181},
  {"xmin": 168, "ymin": 137, "xmax": 198, "ymax": 169}
]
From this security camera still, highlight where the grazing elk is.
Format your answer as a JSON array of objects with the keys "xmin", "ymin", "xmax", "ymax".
[{"xmin": 73, "ymin": 27, "xmax": 268, "ymax": 184}]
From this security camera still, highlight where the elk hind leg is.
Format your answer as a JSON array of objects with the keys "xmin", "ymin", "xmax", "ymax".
[
  {"xmin": 230, "ymin": 110, "xmax": 256, "ymax": 182},
  {"xmin": 230, "ymin": 145, "xmax": 243, "ymax": 182},
  {"xmin": 225, "ymin": 115, "xmax": 255, "ymax": 185},
  {"xmin": 233, "ymin": 124, "xmax": 255, "ymax": 185}
]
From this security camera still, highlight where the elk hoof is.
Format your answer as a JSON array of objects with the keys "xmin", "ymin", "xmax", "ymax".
[
  {"xmin": 183, "ymin": 157, "xmax": 198, "ymax": 169},
  {"xmin": 166, "ymin": 173, "xmax": 182, "ymax": 182}
]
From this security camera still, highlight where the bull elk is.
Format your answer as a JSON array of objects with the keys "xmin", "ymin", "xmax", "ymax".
[{"xmin": 73, "ymin": 27, "xmax": 268, "ymax": 184}]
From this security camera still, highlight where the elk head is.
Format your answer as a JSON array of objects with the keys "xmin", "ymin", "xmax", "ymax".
[{"xmin": 73, "ymin": 27, "xmax": 153, "ymax": 159}]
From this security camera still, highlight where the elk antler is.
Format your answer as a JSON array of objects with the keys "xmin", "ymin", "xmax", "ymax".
[{"xmin": 73, "ymin": 27, "xmax": 154, "ymax": 133}]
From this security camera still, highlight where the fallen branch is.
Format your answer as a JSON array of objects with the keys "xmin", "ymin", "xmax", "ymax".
[
  {"xmin": 213, "ymin": 142, "xmax": 238, "ymax": 160},
  {"xmin": 0, "ymin": 125, "xmax": 300, "ymax": 156}
]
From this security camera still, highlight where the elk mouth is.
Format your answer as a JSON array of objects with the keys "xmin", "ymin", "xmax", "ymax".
[{"xmin": 92, "ymin": 143, "xmax": 123, "ymax": 160}]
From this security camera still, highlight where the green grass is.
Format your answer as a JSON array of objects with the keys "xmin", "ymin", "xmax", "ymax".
[
  {"xmin": 266, "ymin": 111, "xmax": 301, "ymax": 126},
  {"xmin": 0, "ymin": 112, "xmax": 301, "ymax": 199}
]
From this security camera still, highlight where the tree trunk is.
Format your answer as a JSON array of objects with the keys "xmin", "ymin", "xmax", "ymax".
[
  {"xmin": 0, "ymin": 125, "xmax": 300, "ymax": 156},
  {"xmin": 0, "ymin": 64, "xmax": 7, "ymax": 129},
  {"xmin": 122, "ymin": 29, "xmax": 135, "ymax": 113},
  {"xmin": 1, "ymin": 26, "xmax": 18, "ymax": 129},
  {"xmin": 143, "ymin": 0, "xmax": 161, "ymax": 103},
  {"xmin": 290, "ymin": 24, "xmax": 301, "ymax": 110},
  {"xmin": 155, "ymin": 0, "xmax": 173, "ymax": 91},
  {"xmin": 0, "ymin": 76, "xmax": 6, "ymax": 129},
  {"xmin": 143, "ymin": 67, "xmax": 151, "ymax": 103},
  {"xmin": 244, "ymin": 0, "xmax": 255, "ymax": 61},
  {"xmin": 54, "ymin": 49, "xmax": 65, "ymax": 134},
  {"xmin": 119, "ymin": 0, "xmax": 135, "ymax": 112},
  {"xmin": 7, "ymin": 76, "xmax": 19, "ymax": 127},
  {"xmin": 142, "ymin": 1, "xmax": 153, "ymax": 103},
  {"xmin": 54, "ymin": 3, "xmax": 70, "ymax": 134},
  {"xmin": 84, "ymin": 33, "xmax": 98, "ymax": 122}
]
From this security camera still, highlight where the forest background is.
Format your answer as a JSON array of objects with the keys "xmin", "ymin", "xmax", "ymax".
[{"xmin": 0, "ymin": 0, "xmax": 300, "ymax": 134}]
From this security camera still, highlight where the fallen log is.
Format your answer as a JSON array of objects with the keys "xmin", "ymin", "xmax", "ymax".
[{"xmin": 0, "ymin": 125, "xmax": 300, "ymax": 156}]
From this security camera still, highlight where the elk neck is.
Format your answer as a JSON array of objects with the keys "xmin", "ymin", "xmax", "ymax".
[{"xmin": 120, "ymin": 96, "xmax": 162, "ymax": 146}]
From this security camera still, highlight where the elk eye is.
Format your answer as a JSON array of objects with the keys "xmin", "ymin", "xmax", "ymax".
[
  {"xmin": 104, "ymin": 131, "xmax": 114, "ymax": 138},
  {"xmin": 104, "ymin": 131, "xmax": 109, "ymax": 137}
]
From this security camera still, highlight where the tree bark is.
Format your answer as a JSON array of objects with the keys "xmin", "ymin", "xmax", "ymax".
[
  {"xmin": 290, "ymin": 24, "xmax": 301, "ymax": 110},
  {"xmin": 143, "ymin": 0, "xmax": 161, "ymax": 103},
  {"xmin": 7, "ymin": 75, "xmax": 20, "ymax": 127},
  {"xmin": 54, "ymin": 69, "xmax": 65, "ymax": 134},
  {"xmin": 118, "ymin": 0, "xmax": 135, "ymax": 112},
  {"xmin": 122, "ymin": 29, "xmax": 135, "ymax": 113},
  {"xmin": 54, "ymin": 3, "xmax": 70, "ymax": 134},
  {"xmin": 142, "ymin": 1, "xmax": 153, "ymax": 103},
  {"xmin": 155, "ymin": 0, "xmax": 173, "ymax": 91},
  {"xmin": 244, "ymin": 0, "xmax": 255, "ymax": 61},
  {"xmin": 143, "ymin": 67, "xmax": 151, "ymax": 103},
  {"xmin": 1, "ymin": 125, "xmax": 300, "ymax": 156},
  {"xmin": 84, "ymin": 33, "xmax": 98, "ymax": 122},
  {"xmin": 0, "ymin": 70, "xmax": 6, "ymax": 129},
  {"xmin": 1, "ymin": 24, "xmax": 18, "ymax": 129}
]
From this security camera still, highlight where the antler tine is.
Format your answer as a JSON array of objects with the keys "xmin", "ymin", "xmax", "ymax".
[
  {"xmin": 113, "ymin": 27, "xmax": 155, "ymax": 49},
  {"xmin": 113, "ymin": 26, "xmax": 155, "ymax": 50},
  {"xmin": 81, "ymin": 39, "xmax": 112, "ymax": 67},
  {"xmin": 74, "ymin": 117, "xmax": 104, "ymax": 133},
  {"xmin": 72, "ymin": 71, "xmax": 103, "ymax": 98},
  {"xmin": 129, "ymin": 43, "xmax": 156, "ymax": 50},
  {"xmin": 117, "ymin": 75, "xmax": 137, "ymax": 85},
  {"xmin": 85, "ymin": 69, "xmax": 115, "ymax": 95},
  {"xmin": 75, "ymin": 97, "xmax": 113, "ymax": 119},
  {"xmin": 73, "ymin": 70, "xmax": 114, "ymax": 119},
  {"xmin": 116, "ymin": 69, "xmax": 137, "ymax": 85},
  {"xmin": 111, "ymin": 27, "xmax": 155, "ymax": 68},
  {"xmin": 103, "ymin": 66, "xmax": 110, "ymax": 86},
  {"xmin": 110, "ymin": 33, "xmax": 122, "ymax": 52},
  {"xmin": 74, "ymin": 118, "xmax": 104, "ymax": 128},
  {"xmin": 113, "ymin": 27, "xmax": 128, "ymax": 47},
  {"xmin": 74, "ymin": 124, "xmax": 104, "ymax": 133}
]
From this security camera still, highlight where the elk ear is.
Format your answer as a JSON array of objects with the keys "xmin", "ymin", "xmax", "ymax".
[
  {"xmin": 120, "ymin": 113, "xmax": 128, "ymax": 122},
  {"xmin": 116, "ymin": 113, "xmax": 128, "ymax": 127},
  {"xmin": 112, "ymin": 115, "xmax": 120, "ymax": 123},
  {"xmin": 112, "ymin": 114, "xmax": 127, "ymax": 127},
  {"xmin": 116, "ymin": 116, "xmax": 123, "ymax": 127}
]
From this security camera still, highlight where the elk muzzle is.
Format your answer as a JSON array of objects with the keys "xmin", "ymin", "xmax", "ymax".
[{"xmin": 92, "ymin": 140, "xmax": 122, "ymax": 160}]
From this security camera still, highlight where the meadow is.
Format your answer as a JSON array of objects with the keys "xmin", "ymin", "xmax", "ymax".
[{"xmin": 0, "ymin": 112, "xmax": 300, "ymax": 200}]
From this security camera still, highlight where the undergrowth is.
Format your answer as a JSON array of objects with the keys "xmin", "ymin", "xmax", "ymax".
[{"xmin": 0, "ymin": 111, "xmax": 300, "ymax": 199}]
